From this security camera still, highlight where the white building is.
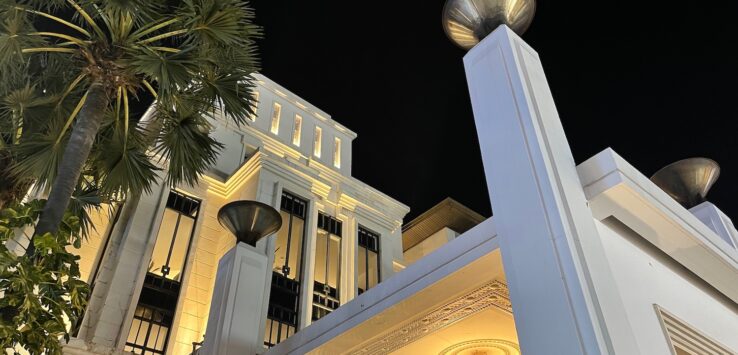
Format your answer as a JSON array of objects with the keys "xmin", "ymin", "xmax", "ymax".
[
  {"xmin": 62, "ymin": 26, "xmax": 738, "ymax": 355},
  {"xmin": 63, "ymin": 74, "xmax": 409, "ymax": 355}
]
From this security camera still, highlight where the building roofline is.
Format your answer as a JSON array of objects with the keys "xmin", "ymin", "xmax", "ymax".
[
  {"xmin": 402, "ymin": 198, "xmax": 486, "ymax": 251},
  {"xmin": 253, "ymin": 73, "xmax": 358, "ymax": 139}
]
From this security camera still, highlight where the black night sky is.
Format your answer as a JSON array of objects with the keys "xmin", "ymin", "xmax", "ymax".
[{"xmin": 251, "ymin": 1, "xmax": 738, "ymax": 221}]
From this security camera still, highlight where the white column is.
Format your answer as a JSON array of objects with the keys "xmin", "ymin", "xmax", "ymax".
[
  {"xmin": 340, "ymin": 211, "xmax": 357, "ymax": 302},
  {"xmin": 464, "ymin": 26, "xmax": 633, "ymax": 354},
  {"xmin": 75, "ymin": 180, "xmax": 170, "ymax": 350},
  {"xmin": 201, "ymin": 243, "xmax": 270, "ymax": 355},
  {"xmin": 299, "ymin": 199, "xmax": 320, "ymax": 328}
]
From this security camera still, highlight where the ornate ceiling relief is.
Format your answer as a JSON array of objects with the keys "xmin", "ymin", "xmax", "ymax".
[
  {"xmin": 439, "ymin": 339, "xmax": 521, "ymax": 355},
  {"xmin": 350, "ymin": 280, "xmax": 512, "ymax": 355}
]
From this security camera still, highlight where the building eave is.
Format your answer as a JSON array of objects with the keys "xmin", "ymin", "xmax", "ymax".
[{"xmin": 577, "ymin": 148, "xmax": 738, "ymax": 304}]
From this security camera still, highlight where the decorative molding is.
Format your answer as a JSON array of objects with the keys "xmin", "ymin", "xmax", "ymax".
[
  {"xmin": 350, "ymin": 280, "xmax": 512, "ymax": 355},
  {"xmin": 439, "ymin": 339, "xmax": 520, "ymax": 355}
]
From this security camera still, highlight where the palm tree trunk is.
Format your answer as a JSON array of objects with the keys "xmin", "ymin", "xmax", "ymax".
[{"xmin": 33, "ymin": 82, "xmax": 109, "ymax": 241}]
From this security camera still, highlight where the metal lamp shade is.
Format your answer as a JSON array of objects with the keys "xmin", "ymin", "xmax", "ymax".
[
  {"xmin": 650, "ymin": 158, "xmax": 720, "ymax": 209},
  {"xmin": 217, "ymin": 201, "xmax": 282, "ymax": 246},
  {"xmin": 442, "ymin": 0, "xmax": 536, "ymax": 50}
]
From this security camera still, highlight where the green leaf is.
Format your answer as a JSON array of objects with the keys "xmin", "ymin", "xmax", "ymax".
[{"xmin": 33, "ymin": 232, "xmax": 59, "ymax": 253}]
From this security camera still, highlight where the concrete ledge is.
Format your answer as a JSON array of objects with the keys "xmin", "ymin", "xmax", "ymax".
[{"xmin": 577, "ymin": 148, "xmax": 738, "ymax": 303}]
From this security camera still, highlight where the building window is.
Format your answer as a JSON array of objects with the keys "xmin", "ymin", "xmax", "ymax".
[
  {"xmin": 270, "ymin": 102, "xmax": 281, "ymax": 134},
  {"xmin": 292, "ymin": 114, "xmax": 302, "ymax": 147},
  {"xmin": 655, "ymin": 305, "xmax": 732, "ymax": 355},
  {"xmin": 249, "ymin": 91, "xmax": 260, "ymax": 122},
  {"xmin": 312, "ymin": 213, "xmax": 342, "ymax": 321},
  {"xmin": 265, "ymin": 192, "xmax": 308, "ymax": 348},
  {"xmin": 357, "ymin": 227, "xmax": 380, "ymax": 295},
  {"xmin": 333, "ymin": 137, "xmax": 341, "ymax": 169},
  {"xmin": 313, "ymin": 126, "xmax": 322, "ymax": 158},
  {"xmin": 125, "ymin": 191, "xmax": 200, "ymax": 355}
]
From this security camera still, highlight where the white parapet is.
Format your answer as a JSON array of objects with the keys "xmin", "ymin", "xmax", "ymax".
[
  {"xmin": 690, "ymin": 201, "xmax": 738, "ymax": 249},
  {"xmin": 201, "ymin": 242, "xmax": 269, "ymax": 355}
]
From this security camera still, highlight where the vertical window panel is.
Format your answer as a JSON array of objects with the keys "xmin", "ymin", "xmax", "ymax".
[
  {"xmin": 368, "ymin": 250, "xmax": 379, "ymax": 289},
  {"xmin": 333, "ymin": 137, "xmax": 341, "ymax": 168},
  {"xmin": 265, "ymin": 192, "xmax": 308, "ymax": 348},
  {"xmin": 292, "ymin": 114, "xmax": 302, "ymax": 146},
  {"xmin": 314, "ymin": 231, "xmax": 328, "ymax": 285},
  {"xmin": 313, "ymin": 127, "xmax": 322, "ymax": 158},
  {"xmin": 328, "ymin": 235, "xmax": 341, "ymax": 288},
  {"xmin": 313, "ymin": 213, "xmax": 342, "ymax": 321},
  {"xmin": 358, "ymin": 227, "xmax": 380, "ymax": 295},
  {"xmin": 126, "ymin": 191, "xmax": 199, "ymax": 355},
  {"xmin": 357, "ymin": 246, "xmax": 367, "ymax": 292},
  {"xmin": 270, "ymin": 102, "xmax": 281, "ymax": 134}
]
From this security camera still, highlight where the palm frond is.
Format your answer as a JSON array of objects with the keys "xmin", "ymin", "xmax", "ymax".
[
  {"xmin": 67, "ymin": 181, "xmax": 101, "ymax": 239},
  {"xmin": 152, "ymin": 102, "xmax": 222, "ymax": 187},
  {"xmin": 12, "ymin": 5, "xmax": 90, "ymax": 37},
  {"xmin": 97, "ymin": 145, "xmax": 158, "ymax": 197},
  {"xmin": 128, "ymin": 46, "xmax": 197, "ymax": 96},
  {"xmin": 10, "ymin": 122, "xmax": 67, "ymax": 188},
  {"xmin": 65, "ymin": 0, "xmax": 105, "ymax": 40},
  {"xmin": 179, "ymin": 0, "xmax": 262, "ymax": 47},
  {"xmin": 197, "ymin": 71, "xmax": 256, "ymax": 125},
  {"xmin": 0, "ymin": 9, "xmax": 44, "ymax": 74},
  {"xmin": 92, "ymin": 116, "xmax": 159, "ymax": 197}
]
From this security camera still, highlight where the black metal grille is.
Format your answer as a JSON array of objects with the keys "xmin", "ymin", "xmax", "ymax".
[
  {"xmin": 166, "ymin": 190, "xmax": 200, "ymax": 217},
  {"xmin": 358, "ymin": 227, "xmax": 379, "ymax": 252},
  {"xmin": 265, "ymin": 191, "xmax": 308, "ymax": 348},
  {"xmin": 312, "ymin": 281, "xmax": 340, "ymax": 321},
  {"xmin": 125, "ymin": 274, "xmax": 179, "ymax": 354},
  {"xmin": 281, "ymin": 192, "xmax": 307, "ymax": 219},
  {"xmin": 317, "ymin": 213, "xmax": 342, "ymax": 236}
]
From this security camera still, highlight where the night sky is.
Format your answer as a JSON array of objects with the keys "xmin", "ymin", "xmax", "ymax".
[{"xmin": 250, "ymin": 1, "xmax": 738, "ymax": 221}]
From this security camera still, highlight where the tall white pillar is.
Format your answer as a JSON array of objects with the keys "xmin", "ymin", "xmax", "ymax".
[
  {"xmin": 464, "ymin": 26, "xmax": 625, "ymax": 354},
  {"xmin": 201, "ymin": 242, "xmax": 270, "ymax": 355}
]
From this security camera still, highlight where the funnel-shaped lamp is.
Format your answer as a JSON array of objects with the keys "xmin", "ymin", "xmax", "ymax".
[
  {"xmin": 651, "ymin": 158, "xmax": 720, "ymax": 209},
  {"xmin": 442, "ymin": 0, "xmax": 536, "ymax": 50},
  {"xmin": 217, "ymin": 200, "xmax": 282, "ymax": 246}
]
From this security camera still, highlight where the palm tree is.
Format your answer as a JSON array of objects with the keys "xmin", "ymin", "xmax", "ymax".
[{"xmin": 0, "ymin": 0, "xmax": 261, "ymax": 245}]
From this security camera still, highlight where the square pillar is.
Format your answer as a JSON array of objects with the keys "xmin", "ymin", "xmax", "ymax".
[
  {"xmin": 201, "ymin": 242, "xmax": 269, "ymax": 355},
  {"xmin": 464, "ymin": 26, "xmax": 636, "ymax": 354}
]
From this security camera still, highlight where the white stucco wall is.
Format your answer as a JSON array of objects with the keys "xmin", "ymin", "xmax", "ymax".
[
  {"xmin": 596, "ymin": 217, "xmax": 738, "ymax": 353},
  {"xmin": 403, "ymin": 227, "xmax": 457, "ymax": 265}
]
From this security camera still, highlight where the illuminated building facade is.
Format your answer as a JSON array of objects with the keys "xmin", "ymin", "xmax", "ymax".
[
  {"xmin": 64, "ymin": 74, "xmax": 409, "ymax": 355},
  {"xmin": 61, "ymin": 27, "xmax": 738, "ymax": 355}
]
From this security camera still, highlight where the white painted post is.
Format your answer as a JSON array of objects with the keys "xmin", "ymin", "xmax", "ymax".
[
  {"xmin": 201, "ymin": 242, "xmax": 270, "ymax": 355},
  {"xmin": 464, "ymin": 26, "xmax": 617, "ymax": 354}
]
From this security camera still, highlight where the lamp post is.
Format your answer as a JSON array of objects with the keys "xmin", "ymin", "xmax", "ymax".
[{"xmin": 200, "ymin": 201, "xmax": 282, "ymax": 355}]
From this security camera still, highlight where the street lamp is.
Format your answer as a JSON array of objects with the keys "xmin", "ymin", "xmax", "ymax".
[{"xmin": 442, "ymin": 0, "xmax": 536, "ymax": 50}]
